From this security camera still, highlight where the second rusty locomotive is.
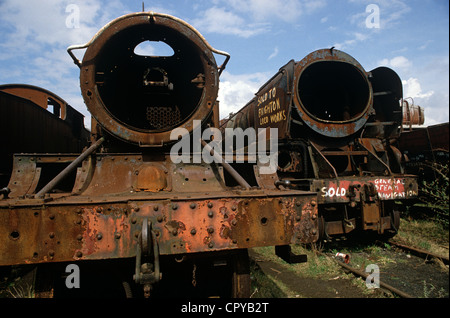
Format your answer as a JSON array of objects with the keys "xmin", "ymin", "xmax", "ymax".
[{"xmin": 221, "ymin": 48, "xmax": 421, "ymax": 240}]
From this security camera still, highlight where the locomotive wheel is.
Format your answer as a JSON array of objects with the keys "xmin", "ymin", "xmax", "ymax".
[{"xmin": 231, "ymin": 249, "xmax": 251, "ymax": 298}]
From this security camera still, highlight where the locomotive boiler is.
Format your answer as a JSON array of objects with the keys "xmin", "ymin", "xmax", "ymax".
[
  {"xmin": 0, "ymin": 12, "xmax": 319, "ymax": 298},
  {"xmin": 221, "ymin": 48, "xmax": 421, "ymax": 240}
]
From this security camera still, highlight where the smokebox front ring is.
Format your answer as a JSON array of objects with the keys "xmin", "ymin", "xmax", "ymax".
[{"xmin": 80, "ymin": 12, "xmax": 219, "ymax": 146}]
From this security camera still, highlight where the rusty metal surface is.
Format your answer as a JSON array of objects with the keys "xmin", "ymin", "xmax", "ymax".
[
  {"xmin": 293, "ymin": 49, "xmax": 372, "ymax": 138},
  {"xmin": 0, "ymin": 176, "xmax": 318, "ymax": 266},
  {"xmin": 221, "ymin": 49, "xmax": 375, "ymax": 140},
  {"xmin": 402, "ymin": 99, "xmax": 424, "ymax": 127},
  {"xmin": 367, "ymin": 66, "xmax": 404, "ymax": 140},
  {"xmin": 0, "ymin": 87, "xmax": 89, "ymax": 188},
  {"xmin": 1, "ymin": 139, "xmax": 319, "ymax": 266},
  {"xmin": 0, "ymin": 12, "xmax": 322, "ymax": 299},
  {"xmin": 397, "ymin": 122, "xmax": 449, "ymax": 181},
  {"xmin": 219, "ymin": 48, "xmax": 420, "ymax": 239},
  {"xmin": 0, "ymin": 84, "xmax": 89, "ymax": 141},
  {"xmin": 1, "ymin": 84, "xmax": 70, "ymax": 119},
  {"xmin": 6, "ymin": 154, "xmax": 81, "ymax": 198},
  {"xmin": 399, "ymin": 122, "xmax": 449, "ymax": 153},
  {"xmin": 312, "ymin": 176, "xmax": 418, "ymax": 204},
  {"xmin": 221, "ymin": 48, "xmax": 406, "ymax": 143},
  {"xmin": 222, "ymin": 60, "xmax": 294, "ymax": 139}
]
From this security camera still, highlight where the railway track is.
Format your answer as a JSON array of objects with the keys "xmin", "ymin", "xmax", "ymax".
[
  {"xmin": 319, "ymin": 251, "xmax": 414, "ymax": 298},
  {"xmin": 381, "ymin": 240, "xmax": 449, "ymax": 265},
  {"xmin": 316, "ymin": 239, "xmax": 449, "ymax": 298}
]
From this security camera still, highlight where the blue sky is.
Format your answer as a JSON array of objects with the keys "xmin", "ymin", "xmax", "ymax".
[{"xmin": 0, "ymin": 0, "xmax": 448, "ymax": 128}]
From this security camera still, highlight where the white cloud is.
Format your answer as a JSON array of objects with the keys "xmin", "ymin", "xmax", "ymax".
[
  {"xmin": 401, "ymin": 77, "xmax": 445, "ymax": 126},
  {"xmin": 0, "ymin": 0, "xmax": 118, "ymax": 49},
  {"xmin": 268, "ymin": 47, "xmax": 279, "ymax": 60},
  {"xmin": 333, "ymin": 32, "xmax": 368, "ymax": 50},
  {"xmin": 227, "ymin": 0, "xmax": 305, "ymax": 23},
  {"xmin": 402, "ymin": 77, "xmax": 434, "ymax": 99},
  {"xmin": 192, "ymin": 6, "xmax": 269, "ymax": 38},
  {"xmin": 410, "ymin": 91, "xmax": 448, "ymax": 127},
  {"xmin": 402, "ymin": 56, "xmax": 448, "ymax": 126},
  {"xmin": 193, "ymin": 0, "xmax": 326, "ymax": 38},
  {"xmin": 378, "ymin": 56, "xmax": 412, "ymax": 71},
  {"xmin": 379, "ymin": 0, "xmax": 411, "ymax": 29},
  {"xmin": 218, "ymin": 71, "xmax": 269, "ymax": 119},
  {"xmin": 303, "ymin": 0, "xmax": 327, "ymax": 14},
  {"xmin": 418, "ymin": 40, "xmax": 434, "ymax": 51}
]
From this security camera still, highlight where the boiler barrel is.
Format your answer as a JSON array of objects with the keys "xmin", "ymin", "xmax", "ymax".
[{"xmin": 221, "ymin": 49, "xmax": 404, "ymax": 141}]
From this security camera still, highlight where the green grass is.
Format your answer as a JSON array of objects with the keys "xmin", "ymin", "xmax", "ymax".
[
  {"xmin": 249, "ymin": 211, "xmax": 449, "ymax": 299},
  {"xmin": 249, "ymin": 257, "xmax": 289, "ymax": 298},
  {"xmin": 395, "ymin": 216, "xmax": 449, "ymax": 256}
]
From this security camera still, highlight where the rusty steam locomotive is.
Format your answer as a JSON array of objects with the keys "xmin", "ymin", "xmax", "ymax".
[
  {"xmin": 221, "ymin": 48, "xmax": 423, "ymax": 241},
  {"xmin": 0, "ymin": 12, "xmax": 320, "ymax": 298}
]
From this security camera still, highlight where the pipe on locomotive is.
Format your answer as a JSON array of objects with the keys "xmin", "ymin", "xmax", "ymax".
[{"xmin": 69, "ymin": 12, "xmax": 230, "ymax": 147}]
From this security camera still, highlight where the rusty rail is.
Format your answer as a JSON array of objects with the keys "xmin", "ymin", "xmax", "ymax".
[
  {"xmin": 384, "ymin": 241, "xmax": 449, "ymax": 265},
  {"xmin": 317, "ymin": 251, "xmax": 413, "ymax": 298},
  {"xmin": 334, "ymin": 257, "xmax": 413, "ymax": 298}
]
